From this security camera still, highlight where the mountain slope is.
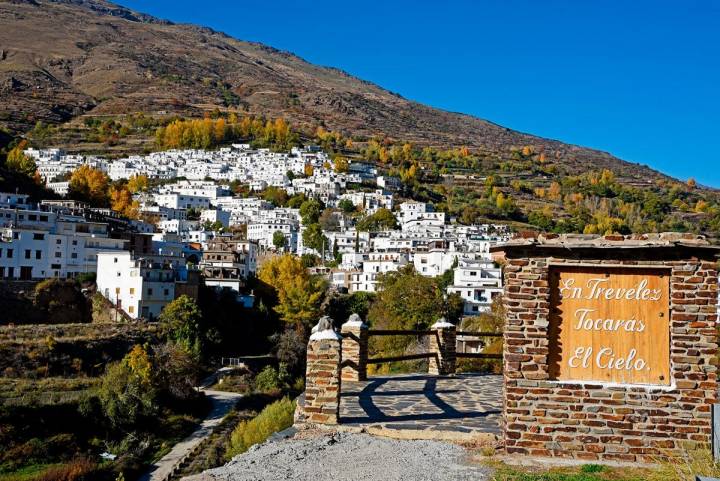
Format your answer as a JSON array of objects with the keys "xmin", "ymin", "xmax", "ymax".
[{"xmin": 0, "ymin": 0, "xmax": 669, "ymax": 183}]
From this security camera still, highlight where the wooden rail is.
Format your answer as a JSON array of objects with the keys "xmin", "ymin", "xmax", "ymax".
[
  {"xmin": 456, "ymin": 331, "xmax": 503, "ymax": 337},
  {"xmin": 367, "ymin": 352, "xmax": 436, "ymax": 365},
  {"xmin": 456, "ymin": 352, "xmax": 503, "ymax": 359},
  {"xmin": 368, "ymin": 329, "xmax": 435, "ymax": 336},
  {"xmin": 362, "ymin": 328, "xmax": 504, "ymax": 366}
]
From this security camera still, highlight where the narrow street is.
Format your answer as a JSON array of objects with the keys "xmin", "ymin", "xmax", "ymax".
[{"xmin": 139, "ymin": 389, "xmax": 243, "ymax": 481}]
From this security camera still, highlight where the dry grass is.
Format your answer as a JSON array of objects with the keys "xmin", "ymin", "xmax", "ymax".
[{"xmin": 648, "ymin": 446, "xmax": 720, "ymax": 481}]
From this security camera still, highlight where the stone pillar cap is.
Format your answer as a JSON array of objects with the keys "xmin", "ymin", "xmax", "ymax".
[
  {"xmin": 309, "ymin": 329, "xmax": 343, "ymax": 341},
  {"xmin": 309, "ymin": 316, "xmax": 342, "ymax": 341},
  {"xmin": 431, "ymin": 318, "xmax": 455, "ymax": 329},
  {"xmin": 311, "ymin": 315, "xmax": 333, "ymax": 334},
  {"xmin": 342, "ymin": 313, "xmax": 367, "ymax": 328}
]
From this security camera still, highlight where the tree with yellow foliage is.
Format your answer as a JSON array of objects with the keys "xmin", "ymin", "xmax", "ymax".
[
  {"xmin": 5, "ymin": 140, "xmax": 37, "ymax": 177},
  {"xmin": 378, "ymin": 147, "xmax": 390, "ymax": 164},
  {"xmin": 110, "ymin": 186, "xmax": 140, "ymax": 219},
  {"xmin": 127, "ymin": 174, "xmax": 149, "ymax": 194},
  {"xmin": 69, "ymin": 165, "xmax": 110, "ymax": 206},
  {"xmin": 401, "ymin": 142, "xmax": 414, "ymax": 161},
  {"xmin": 333, "ymin": 156, "xmax": 349, "ymax": 173},
  {"xmin": 258, "ymin": 254, "xmax": 326, "ymax": 332},
  {"xmin": 547, "ymin": 181, "xmax": 562, "ymax": 202}
]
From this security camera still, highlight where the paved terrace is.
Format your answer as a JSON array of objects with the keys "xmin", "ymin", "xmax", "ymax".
[{"xmin": 339, "ymin": 373, "xmax": 503, "ymax": 440}]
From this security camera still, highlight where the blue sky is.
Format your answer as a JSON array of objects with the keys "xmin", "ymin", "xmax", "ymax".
[{"xmin": 118, "ymin": 0, "xmax": 720, "ymax": 187}]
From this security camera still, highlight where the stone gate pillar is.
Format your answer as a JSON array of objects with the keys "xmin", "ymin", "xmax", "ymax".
[
  {"xmin": 299, "ymin": 316, "xmax": 342, "ymax": 425},
  {"xmin": 428, "ymin": 318, "xmax": 456, "ymax": 375},
  {"xmin": 492, "ymin": 233, "xmax": 719, "ymax": 463},
  {"xmin": 341, "ymin": 313, "xmax": 368, "ymax": 381}
]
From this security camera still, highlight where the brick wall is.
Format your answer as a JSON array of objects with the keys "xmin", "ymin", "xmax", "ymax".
[{"xmin": 499, "ymin": 240, "xmax": 718, "ymax": 462}]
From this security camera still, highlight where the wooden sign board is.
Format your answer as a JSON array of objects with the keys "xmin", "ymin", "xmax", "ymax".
[{"xmin": 548, "ymin": 266, "xmax": 670, "ymax": 386}]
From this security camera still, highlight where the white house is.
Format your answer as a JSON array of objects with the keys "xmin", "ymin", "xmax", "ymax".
[
  {"xmin": 96, "ymin": 251, "xmax": 178, "ymax": 320},
  {"xmin": 446, "ymin": 259, "xmax": 502, "ymax": 316}
]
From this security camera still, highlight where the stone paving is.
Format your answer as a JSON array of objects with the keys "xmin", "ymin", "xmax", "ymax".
[{"xmin": 340, "ymin": 373, "xmax": 503, "ymax": 436}]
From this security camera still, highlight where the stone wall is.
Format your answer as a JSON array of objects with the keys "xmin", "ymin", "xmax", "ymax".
[
  {"xmin": 299, "ymin": 331, "xmax": 342, "ymax": 425},
  {"xmin": 497, "ymin": 234, "xmax": 719, "ymax": 463},
  {"xmin": 341, "ymin": 315, "xmax": 368, "ymax": 382},
  {"xmin": 428, "ymin": 320, "xmax": 457, "ymax": 375}
]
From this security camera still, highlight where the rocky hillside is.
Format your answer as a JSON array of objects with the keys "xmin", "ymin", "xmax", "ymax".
[{"xmin": 0, "ymin": 0, "xmax": 671, "ymax": 184}]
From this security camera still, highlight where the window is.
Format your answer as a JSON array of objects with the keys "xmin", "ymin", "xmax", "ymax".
[
  {"xmin": 71, "ymin": 253, "xmax": 77, "ymax": 259},
  {"xmin": 54, "ymin": 252, "xmax": 61, "ymax": 258},
  {"xmin": 13, "ymin": 232, "xmax": 19, "ymax": 240},
  {"xmin": 33, "ymin": 233, "xmax": 44, "ymax": 240},
  {"xmin": 0, "ymin": 267, "xmax": 3, "ymax": 278},
  {"xmin": 147, "ymin": 288, "xmax": 153, "ymax": 295},
  {"xmin": 28, "ymin": 214, "xmax": 37, "ymax": 221},
  {"xmin": 72, "ymin": 240, "xmax": 77, "ymax": 246},
  {"xmin": 470, "ymin": 271, "xmax": 477, "ymax": 276},
  {"xmin": 0, "ymin": 248, "xmax": 2, "ymax": 258},
  {"xmin": 56, "ymin": 239, "xmax": 61, "ymax": 244},
  {"xmin": 114, "ymin": 257, "xmax": 118, "ymax": 263},
  {"xmin": 35, "ymin": 250, "xmax": 41, "ymax": 260},
  {"xmin": 7, "ymin": 249, "xmax": 13, "ymax": 258},
  {"xmin": 40, "ymin": 215, "xmax": 48, "ymax": 222},
  {"xmin": 164, "ymin": 289, "xmax": 169, "ymax": 296},
  {"xmin": 115, "ymin": 287, "xmax": 120, "ymax": 294},
  {"xmin": 24, "ymin": 250, "xmax": 30, "ymax": 259},
  {"xmin": 128, "ymin": 306, "xmax": 134, "ymax": 314},
  {"xmin": 129, "ymin": 288, "xmax": 135, "ymax": 295}
]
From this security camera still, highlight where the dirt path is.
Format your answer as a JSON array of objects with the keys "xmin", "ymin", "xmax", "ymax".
[
  {"xmin": 187, "ymin": 431, "xmax": 492, "ymax": 481},
  {"xmin": 139, "ymin": 389, "xmax": 243, "ymax": 481}
]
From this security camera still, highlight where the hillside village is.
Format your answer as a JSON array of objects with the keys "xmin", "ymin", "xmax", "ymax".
[{"xmin": 2, "ymin": 144, "xmax": 509, "ymax": 322}]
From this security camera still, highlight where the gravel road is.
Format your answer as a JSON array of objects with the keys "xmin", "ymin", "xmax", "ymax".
[{"xmin": 191, "ymin": 431, "xmax": 491, "ymax": 481}]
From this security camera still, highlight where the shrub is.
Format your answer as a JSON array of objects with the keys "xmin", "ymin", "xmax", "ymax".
[
  {"xmin": 252, "ymin": 364, "xmax": 290, "ymax": 393},
  {"xmin": 34, "ymin": 279, "xmax": 92, "ymax": 324},
  {"xmin": 226, "ymin": 397, "xmax": 295, "ymax": 458}
]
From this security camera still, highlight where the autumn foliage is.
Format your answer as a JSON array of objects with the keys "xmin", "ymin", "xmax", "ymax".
[
  {"xmin": 154, "ymin": 115, "xmax": 298, "ymax": 151},
  {"xmin": 258, "ymin": 254, "xmax": 326, "ymax": 331},
  {"xmin": 69, "ymin": 165, "xmax": 110, "ymax": 206}
]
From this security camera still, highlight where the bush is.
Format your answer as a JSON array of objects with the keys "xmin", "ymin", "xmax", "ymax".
[
  {"xmin": 225, "ymin": 397, "xmax": 295, "ymax": 458},
  {"xmin": 252, "ymin": 364, "xmax": 290, "ymax": 393},
  {"xmin": 33, "ymin": 279, "xmax": 92, "ymax": 324}
]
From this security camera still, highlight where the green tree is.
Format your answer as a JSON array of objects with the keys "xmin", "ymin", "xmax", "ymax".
[
  {"xmin": 356, "ymin": 208, "xmax": 398, "ymax": 231},
  {"xmin": 299, "ymin": 199, "xmax": 323, "ymax": 224},
  {"xmin": 338, "ymin": 199, "xmax": 356, "ymax": 214},
  {"xmin": 302, "ymin": 223, "xmax": 327, "ymax": 255},
  {"xmin": 272, "ymin": 230, "xmax": 287, "ymax": 250},
  {"xmin": 158, "ymin": 295, "xmax": 204, "ymax": 360},
  {"xmin": 98, "ymin": 345, "xmax": 157, "ymax": 428},
  {"xmin": 368, "ymin": 265, "xmax": 462, "ymax": 358}
]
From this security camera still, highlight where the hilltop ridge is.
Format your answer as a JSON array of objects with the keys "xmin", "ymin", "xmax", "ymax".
[{"xmin": 0, "ymin": 0, "xmax": 671, "ymax": 185}]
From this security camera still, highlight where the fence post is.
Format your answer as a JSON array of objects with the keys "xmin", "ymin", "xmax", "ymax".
[
  {"xmin": 341, "ymin": 313, "xmax": 368, "ymax": 382},
  {"xmin": 299, "ymin": 316, "xmax": 342, "ymax": 425},
  {"xmin": 428, "ymin": 318, "xmax": 456, "ymax": 375}
]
